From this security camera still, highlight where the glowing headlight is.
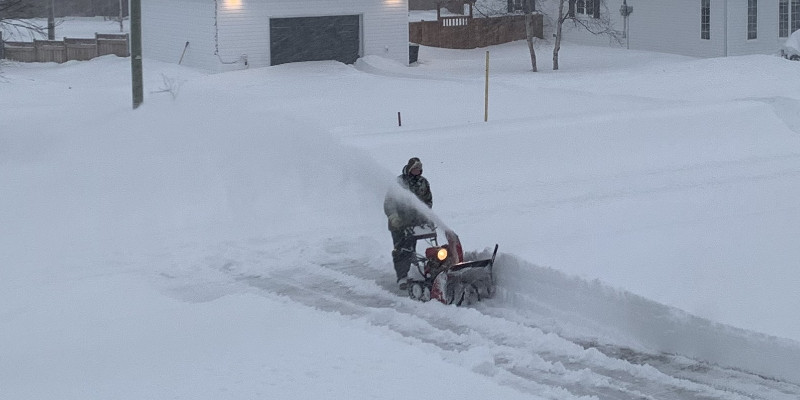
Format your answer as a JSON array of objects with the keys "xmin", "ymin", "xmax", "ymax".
[{"xmin": 437, "ymin": 248, "xmax": 448, "ymax": 261}]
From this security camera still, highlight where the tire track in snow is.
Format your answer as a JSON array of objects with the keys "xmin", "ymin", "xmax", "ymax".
[{"xmin": 181, "ymin": 241, "xmax": 800, "ymax": 400}]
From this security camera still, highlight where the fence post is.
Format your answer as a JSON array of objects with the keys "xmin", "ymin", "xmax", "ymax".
[
  {"xmin": 0, "ymin": 31, "xmax": 4, "ymax": 60},
  {"xmin": 484, "ymin": 51, "xmax": 489, "ymax": 122}
]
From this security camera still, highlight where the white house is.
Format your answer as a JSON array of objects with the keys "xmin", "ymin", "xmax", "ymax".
[
  {"xmin": 141, "ymin": 0, "xmax": 409, "ymax": 72},
  {"xmin": 539, "ymin": 0, "xmax": 797, "ymax": 58}
]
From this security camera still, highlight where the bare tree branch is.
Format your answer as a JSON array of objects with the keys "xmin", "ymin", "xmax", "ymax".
[
  {"xmin": 1, "ymin": 0, "xmax": 47, "ymax": 41},
  {"xmin": 565, "ymin": 3, "xmax": 623, "ymax": 44},
  {"xmin": 551, "ymin": 0, "xmax": 621, "ymax": 70}
]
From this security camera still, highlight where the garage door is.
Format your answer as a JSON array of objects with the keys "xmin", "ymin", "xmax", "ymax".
[{"xmin": 270, "ymin": 15, "xmax": 360, "ymax": 66}]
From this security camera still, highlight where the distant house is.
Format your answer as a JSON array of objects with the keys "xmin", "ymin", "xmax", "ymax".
[
  {"xmin": 141, "ymin": 0, "xmax": 409, "ymax": 72},
  {"xmin": 410, "ymin": 0, "xmax": 466, "ymax": 14},
  {"xmin": 541, "ymin": 0, "xmax": 795, "ymax": 58}
]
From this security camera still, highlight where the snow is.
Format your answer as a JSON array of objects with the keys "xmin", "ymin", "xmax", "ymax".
[
  {"xmin": 3, "ymin": 18, "xmax": 800, "ymax": 399},
  {"xmin": 782, "ymin": 29, "xmax": 800, "ymax": 58}
]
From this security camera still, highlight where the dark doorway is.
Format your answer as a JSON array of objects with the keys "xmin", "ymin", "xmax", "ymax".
[{"xmin": 270, "ymin": 15, "xmax": 361, "ymax": 66}]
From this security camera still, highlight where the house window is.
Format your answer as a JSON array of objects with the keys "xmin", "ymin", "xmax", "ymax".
[
  {"xmin": 748, "ymin": 0, "xmax": 757, "ymax": 39},
  {"xmin": 780, "ymin": 0, "xmax": 789, "ymax": 37},
  {"xmin": 701, "ymin": 0, "xmax": 710, "ymax": 40},
  {"xmin": 508, "ymin": 0, "xmax": 535, "ymax": 13},
  {"xmin": 793, "ymin": 0, "xmax": 800, "ymax": 34},
  {"xmin": 575, "ymin": 0, "xmax": 598, "ymax": 18},
  {"xmin": 781, "ymin": 0, "xmax": 800, "ymax": 37}
]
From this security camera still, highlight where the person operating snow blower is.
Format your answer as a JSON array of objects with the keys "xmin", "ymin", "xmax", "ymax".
[{"xmin": 384, "ymin": 157, "xmax": 433, "ymax": 290}]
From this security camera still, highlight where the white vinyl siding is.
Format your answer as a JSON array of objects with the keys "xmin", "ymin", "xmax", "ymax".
[
  {"xmin": 726, "ymin": 0, "xmax": 779, "ymax": 56},
  {"xmin": 142, "ymin": 0, "xmax": 217, "ymax": 71},
  {"xmin": 220, "ymin": 0, "xmax": 409, "ymax": 70},
  {"xmin": 626, "ymin": 1, "xmax": 720, "ymax": 57},
  {"xmin": 541, "ymin": 0, "xmax": 782, "ymax": 59},
  {"xmin": 142, "ymin": 0, "xmax": 409, "ymax": 72}
]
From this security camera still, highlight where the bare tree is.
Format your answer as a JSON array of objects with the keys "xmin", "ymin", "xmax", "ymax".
[
  {"xmin": 0, "ymin": 0, "xmax": 46, "ymax": 40},
  {"xmin": 471, "ymin": 0, "xmax": 507, "ymax": 17},
  {"xmin": 106, "ymin": 0, "xmax": 129, "ymax": 32},
  {"xmin": 552, "ymin": 0, "xmax": 622, "ymax": 70},
  {"xmin": 1, "ymin": 1, "xmax": 37, "ymax": 70},
  {"xmin": 552, "ymin": 0, "xmax": 567, "ymax": 70},
  {"xmin": 474, "ymin": 0, "xmax": 539, "ymax": 71},
  {"xmin": 525, "ymin": 7, "xmax": 537, "ymax": 72}
]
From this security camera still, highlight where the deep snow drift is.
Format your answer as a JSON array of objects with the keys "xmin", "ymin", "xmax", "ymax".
[{"xmin": 3, "ymin": 18, "xmax": 800, "ymax": 400}]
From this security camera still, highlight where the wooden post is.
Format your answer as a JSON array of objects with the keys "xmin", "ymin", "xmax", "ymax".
[
  {"xmin": 131, "ymin": 0, "xmax": 143, "ymax": 109},
  {"xmin": 178, "ymin": 41, "xmax": 189, "ymax": 64},
  {"xmin": 484, "ymin": 51, "xmax": 489, "ymax": 122},
  {"xmin": 398, "ymin": 112, "xmax": 402, "ymax": 127}
]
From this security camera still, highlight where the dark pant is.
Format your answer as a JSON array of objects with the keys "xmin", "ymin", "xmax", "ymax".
[{"xmin": 391, "ymin": 230, "xmax": 417, "ymax": 281}]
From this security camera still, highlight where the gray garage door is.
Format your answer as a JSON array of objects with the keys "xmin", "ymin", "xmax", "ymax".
[{"xmin": 270, "ymin": 15, "xmax": 360, "ymax": 66}]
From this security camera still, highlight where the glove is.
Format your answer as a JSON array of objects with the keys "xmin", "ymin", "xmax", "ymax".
[{"xmin": 388, "ymin": 214, "xmax": 403, "ymax": 230}]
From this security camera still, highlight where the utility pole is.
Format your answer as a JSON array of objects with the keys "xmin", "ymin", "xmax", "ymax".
[
  {"xmin": 47, "ymin": 0, "xmax": 55, "ymax": 40},
  {"xmin": 130, "ymin": 0, "xmax": 143, "ymax": 109},
  {"xmin": 119, "ymin": 0, "xmax": 124, "ymax": 32}
]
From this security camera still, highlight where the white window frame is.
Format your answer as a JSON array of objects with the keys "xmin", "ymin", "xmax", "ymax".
[
  {"xmin": 780, "ymin": 0, "xmax": 789, "ymax": 37},
  {"xmin": 575, "ymin": 0, "xmax": 598, "ymax": 18},
  {"xmin": 793, "ymin": 0, "xmax": 800, "ymax": 34},
  {"xmin": 748, "ymin": 0, "xmax": 757, "ymax": 40},
  {"xmin": 701, "ymin": 0, "xmax": 711, "ymax": 40}
]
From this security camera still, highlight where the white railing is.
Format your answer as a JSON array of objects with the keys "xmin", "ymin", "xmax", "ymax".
[{"xmin": 440, "ymin": 16, "xmax": 470, "ymax": 27}]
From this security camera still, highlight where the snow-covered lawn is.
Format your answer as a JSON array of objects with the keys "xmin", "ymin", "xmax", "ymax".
[{"xmin": 3, "ymin": 17, "xmax": 800, "ymax": 400}]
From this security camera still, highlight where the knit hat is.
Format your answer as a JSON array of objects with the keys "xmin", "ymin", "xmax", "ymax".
[{"xmin": 406, "ymin": 157, "xmax": 423, "ymax": 173}]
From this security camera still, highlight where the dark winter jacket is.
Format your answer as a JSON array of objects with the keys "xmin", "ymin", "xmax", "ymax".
[{"xmin": 384, "ymin": 165, "xmax": 433, "ymax": 231}]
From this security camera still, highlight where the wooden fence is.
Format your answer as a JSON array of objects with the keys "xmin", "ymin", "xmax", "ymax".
[
  {"xmin": 1, "ymin": 33, "xmax": 129, "ymax": 63},
  {"xmin": 410, "ymin": 14, "xmax": 543, "ymax": 49}
]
